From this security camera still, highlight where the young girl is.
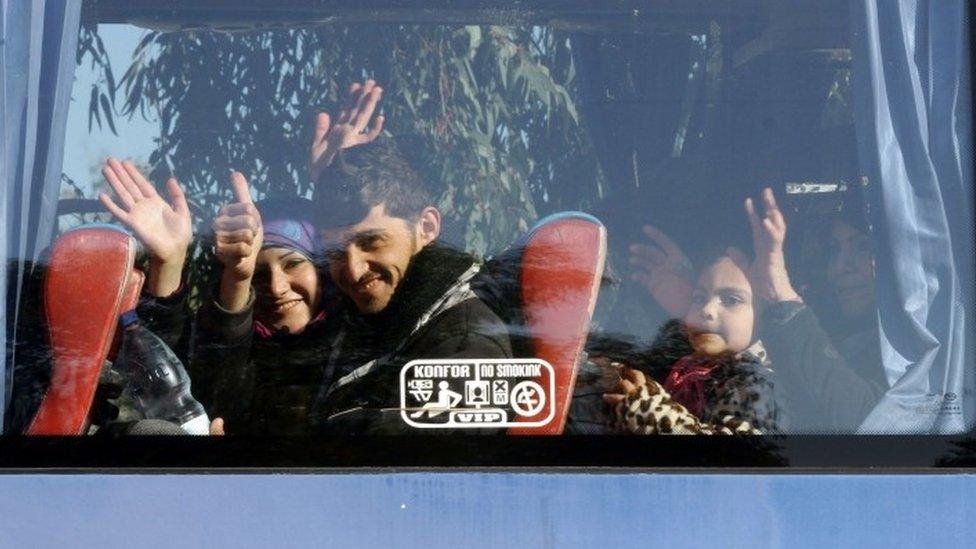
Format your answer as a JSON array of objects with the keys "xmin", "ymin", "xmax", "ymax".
[
  {"xmin": 605, "ymin": 188, "xmax": 798, "ymax": 434},
  {"xmin": 604, "ymin": 251, "xmax": 778, "ymax": 434}
]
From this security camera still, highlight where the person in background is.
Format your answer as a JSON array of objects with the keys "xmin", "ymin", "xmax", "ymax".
[{"xmin": 763, "ymin": 200, "xmax": 886, "ymax": 431}]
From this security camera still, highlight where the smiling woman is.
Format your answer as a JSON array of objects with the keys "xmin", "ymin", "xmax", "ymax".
[
  {"xmin": 254, "ymin": 247, "xmax": 321, "ymax": 331},
  {"xmin": 251, "ymin": 201, "xmax": 326, "ymax": 335},
  {"xmin": 187, "ymin": 196, "xmax": 335, "ymax": 435}
]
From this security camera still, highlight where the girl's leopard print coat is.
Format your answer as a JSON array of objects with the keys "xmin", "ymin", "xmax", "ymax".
[{"xmin": 610, "ymin": 322, "xmax": 781, "ymax": 435}]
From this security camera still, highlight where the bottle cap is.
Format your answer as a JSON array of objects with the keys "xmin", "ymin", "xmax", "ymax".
[{"xmin": 119, "ymin": 309, "xmax": 140, "ymax": 328}]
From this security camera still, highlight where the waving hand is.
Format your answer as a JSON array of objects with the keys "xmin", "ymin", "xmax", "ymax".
[
  {"xmin": 309, "ymin": 80, "xmax": 385, "ymax": 183},
  {"xmin": 99, "ymin": 158, "xmax": 191, "ymax": 297}
]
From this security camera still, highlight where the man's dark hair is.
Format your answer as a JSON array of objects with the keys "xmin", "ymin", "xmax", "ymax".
[{"xmin": 315, "ymin": 138, "xmax": 434, "ymax": 228}]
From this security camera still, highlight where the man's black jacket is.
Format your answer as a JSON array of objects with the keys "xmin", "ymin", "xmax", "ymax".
[{"xmin": 310, "ymin": 244, "xmax": 512, "ymax": 435}]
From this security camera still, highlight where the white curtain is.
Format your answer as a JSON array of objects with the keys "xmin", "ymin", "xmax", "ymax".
[
  {"xmin": 851, "ymin": 0, "xmax": 974, "ymax": 433},
  {"xmin": 1, "ymin": 0, "xmax": 81, "ymax": 431}
]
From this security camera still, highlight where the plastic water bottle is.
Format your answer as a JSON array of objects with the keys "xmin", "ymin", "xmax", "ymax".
[{"xmin": 115, "ymin": 310, "xmax": 210, "ymax": 434}]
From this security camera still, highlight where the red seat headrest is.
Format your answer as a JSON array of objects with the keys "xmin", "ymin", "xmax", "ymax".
[
  {"xmin": 507, "ymin": 213, "xmax": 606, "ymax": 435},
  {"xmin": 26, "ymin": 226, "xmax": 141, "ymax": 435}
]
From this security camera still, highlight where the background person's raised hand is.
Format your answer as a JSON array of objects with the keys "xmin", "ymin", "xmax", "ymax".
[
  {"xmin": 99, "ymin": 158, "xmax": 191, "ymax": 297},
  {"xmin": 214, "ymin": 172, "xmax": 262, "ymax": 311},
  {"xmin": 629, "ymin": 224, "xmax": 695, "ymax": 318},
  {"xmin": 309, "ymin": 80, "xmax": 385, "ymax": 183},
  {"xmin": 735, "ymin": 187, "xmax": 802, "ymax": 304}
]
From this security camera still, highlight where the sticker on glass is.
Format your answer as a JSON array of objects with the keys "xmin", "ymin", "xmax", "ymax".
[{"xmin": 400, "ymin": 359, "xmax": 555, "ymax": 428}]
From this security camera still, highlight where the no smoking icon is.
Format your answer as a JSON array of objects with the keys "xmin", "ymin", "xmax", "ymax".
[{"xmin": 509, "ymin": 381, "xmax": 546, "ymax": 417}]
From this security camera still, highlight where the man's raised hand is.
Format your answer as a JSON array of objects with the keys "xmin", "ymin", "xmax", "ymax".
[
  {"xmin": 309, "ymin": 80, "xmax": 385, "ymax": 183},
  {"xmin": 99, "ymin": 158, "xmax": 191, "ymax": 297}
]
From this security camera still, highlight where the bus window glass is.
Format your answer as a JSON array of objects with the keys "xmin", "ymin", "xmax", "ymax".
[{"xmin": 4, "ymin": 1, "xmax": 973, "ymax": 453}]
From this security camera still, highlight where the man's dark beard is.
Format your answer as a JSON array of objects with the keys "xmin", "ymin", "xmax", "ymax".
[
  {"xmin": 348, "ymin": 244, "xmax": 475, "ymax": 334},
  {"xmin": 349, "ymin": 265, "xmax": 395, "ymax": 307},
  {"xmin": 347, "ymin": 219, "xmax": 417, "ymax": 302}
]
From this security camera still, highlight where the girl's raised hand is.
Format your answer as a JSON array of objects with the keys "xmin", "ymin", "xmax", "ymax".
[{"xmin": 739, "ymin": 187, "xmax": 802, "ymax": 304}]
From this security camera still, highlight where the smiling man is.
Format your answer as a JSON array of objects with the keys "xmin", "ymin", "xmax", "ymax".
[{"xmin": 308, "ymin": 138, "xmax": 512, "ymax": 434}]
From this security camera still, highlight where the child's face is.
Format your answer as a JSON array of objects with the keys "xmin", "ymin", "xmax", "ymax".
[{"xmin": 684, "ymin": 256, "xmax": 755, "ymax": 355}]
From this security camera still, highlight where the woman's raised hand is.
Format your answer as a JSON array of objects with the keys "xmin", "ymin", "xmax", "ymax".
[
  {"xmin": 213, "ymin": 172, "xmax": 262, "ymax": 283},
  {"xmin": 212, "ymin": 172, "xmax": 263, "ymax": 313}
]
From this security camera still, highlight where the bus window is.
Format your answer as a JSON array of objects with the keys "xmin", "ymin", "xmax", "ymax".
[{"xmin": 2, "ymin": 0, "xmax": 972, "ymax": 467}]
